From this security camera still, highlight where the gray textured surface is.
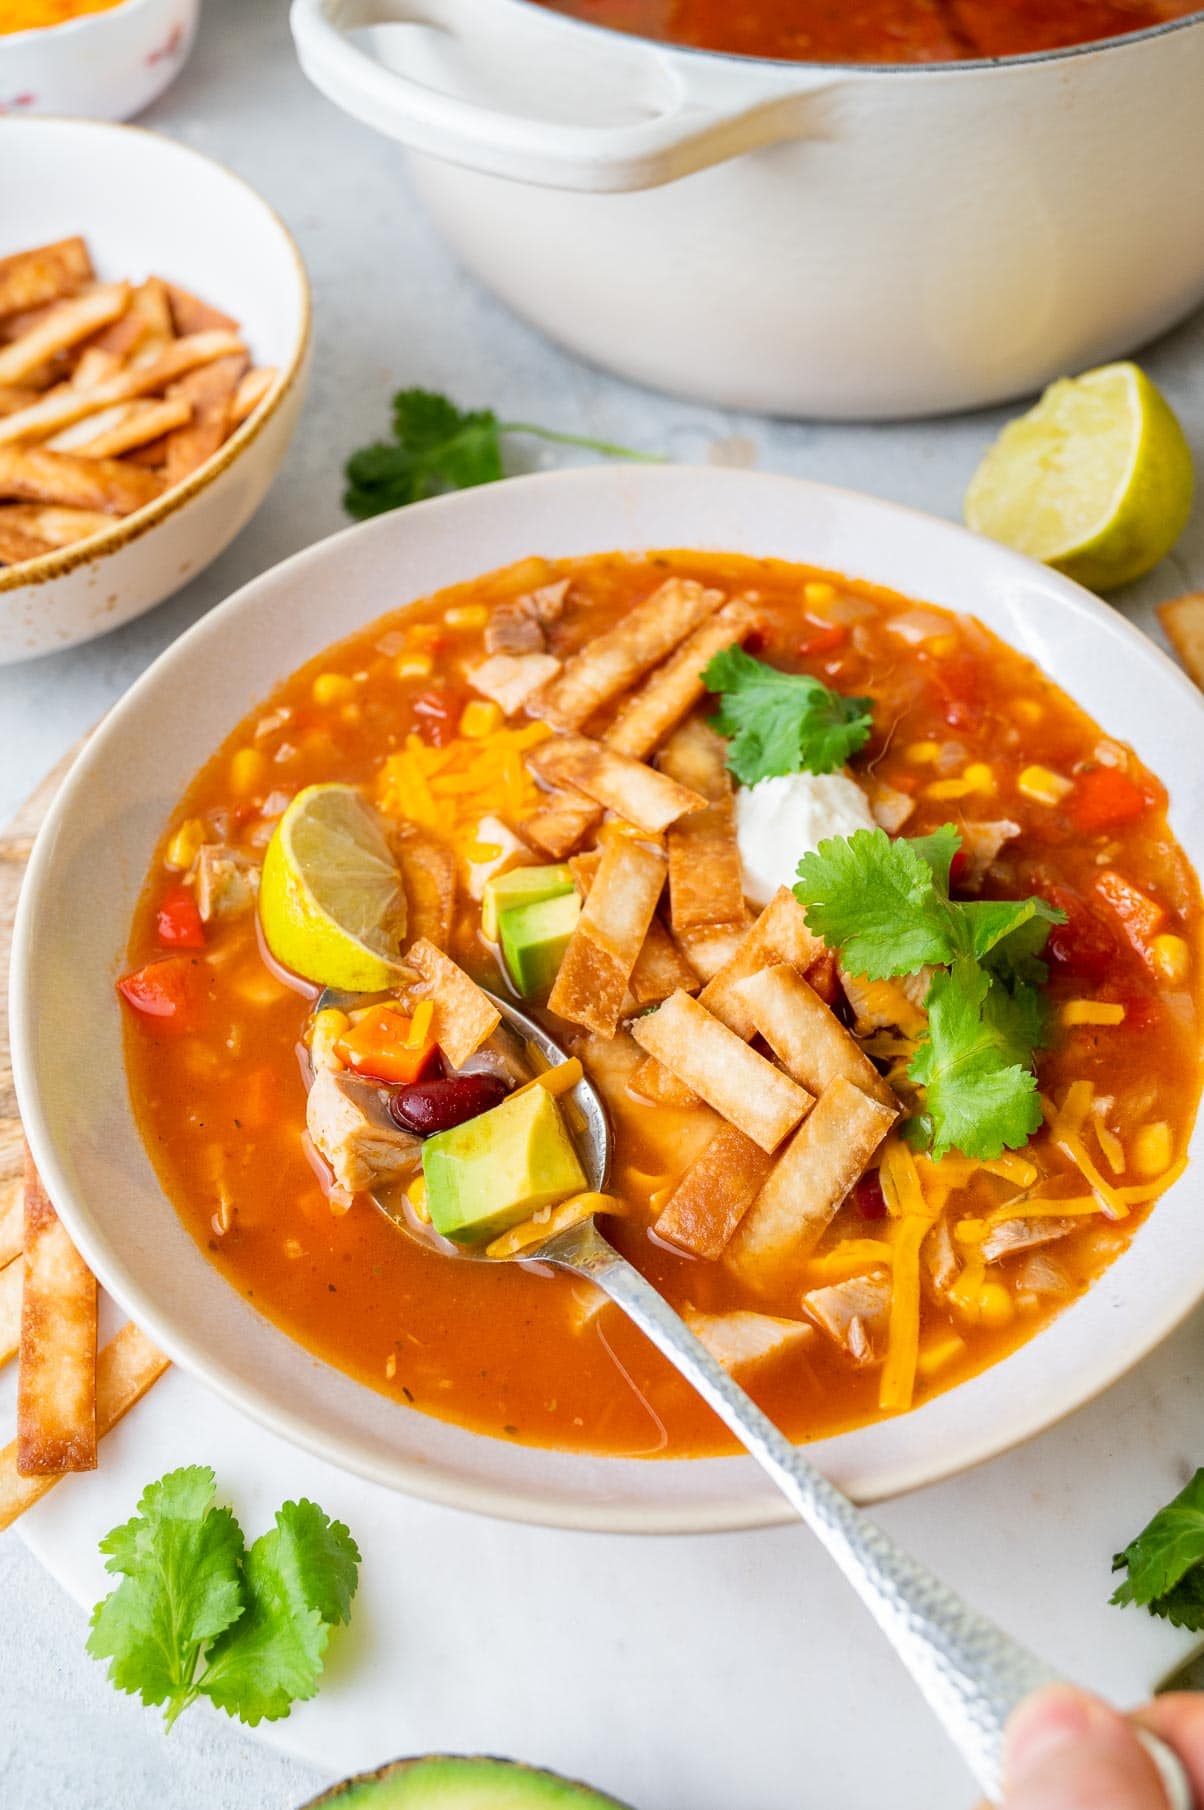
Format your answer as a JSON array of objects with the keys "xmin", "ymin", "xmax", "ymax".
[{"xmin": 2, "ymin": 0, "xmax": 1204, "ymax": 1805}]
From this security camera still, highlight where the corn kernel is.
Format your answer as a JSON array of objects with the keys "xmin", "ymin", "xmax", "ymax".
[
  {"xmin": 444, "ymin": 603, "xmax": 488, "ymax": 629},
  {"xmin": 164, "ymin": 817, "xmax": 205, "ymax": 872},
  {"xmin": 395, "ymin": 651, "xmax": 434, "ymax": 680},
  {"xmin": 385, "ymin": 1352, "xmax": 397, "ymax": 1381},
  {"xmin": 1150, "ymin": 933, "xmax": 1190, "ymax": 985},
  {"xmin": 905, "ymin": 740, "xmax": 941, "ymax": 764},
  {"xmin": 962, "ymin": 762, "xmax": 995, "ymax": 792},
  {"xmin": 312, "ymin": 671, "xmax": 356, "ymax": 707},
  {"xmin": 459, "ymin": 699, "xmax": 503, "ymax": 740},
  {"xmin": 916, "ymin": 1334, "xmax": 967, "ymax": 1380},
  {"xmin": 1132, "ymin": 1120, "xmax": 1173, "ymax": 1176},
  {"xmin": 1060, "ymin": 1000, "xmax": 1126, "ymax": 1027},
  {"xmin": 1018, "ymin": 764, "xmax": 1073, "ymax": 806},
  {"xmin": 803, "ymin": 580, "xmax": 837, "ymax": 606},
  {"xmin": 1014, "ymin": 699, "xmax": 1043, "ymax": 725},
  {"xmin": 975, "ymin": 1283, "xmax": 1015, "ymax": 1330},
  {"xmin": 229, "ymin": 748, "xmax": 267, "ymax": 796},
  {"xmin": 926, "ymin": 775, "xmax": 973, "ymax": 799},
  {"xmin": 929, "ymin": 635, "xmax": 958, "ymax": 658},
  {"xmin": 309, "ymin": 1007, "xmax": 350, "ymax": 1072},
  {"xmin": 407, "ymin": 1173, "xmax": 431, "ymax": 1223},
  {"xmin": 406, "ymin": 999, "xmax": 434, "ymax": 1049}
]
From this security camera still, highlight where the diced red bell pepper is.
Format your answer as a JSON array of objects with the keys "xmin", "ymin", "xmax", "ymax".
[
  {"xmin": 799, "ymin": 622, "xmax": 848, "ymax": 658},
  {"xmin": 1068, "ymin": 767, "xmax": 1148, "ymax": 834},
  {"xmin": 117, "ymin": 957, "xmax": 202, "ymax": 1030},
  {"xmin": 155, "ymin": 883, "xmax": 205, "ymax": 949},
  {"xmin": 852, "ymin": 1172, "xmax": 887, "ymax": 1220},
  {"xmin": 335, "ymin": 1005, "xmax": 441, "ymax": 1085},
  {"xmin": 1094, "ymin": 870, "xmax": 1165, "ymax": 951},
  {"xmin": 1041, "ymin": 883, "xmax": 1121, "ymax": 985}
]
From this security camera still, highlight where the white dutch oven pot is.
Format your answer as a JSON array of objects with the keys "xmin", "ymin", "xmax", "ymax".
[{"xmin": 292, "ymin": 0, "xmax": 1204, "ymax": 419}]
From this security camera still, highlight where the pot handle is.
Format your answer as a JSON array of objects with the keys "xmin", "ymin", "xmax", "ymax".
[{"xmin": 290, "ymin": 0, "xmax": 837, "ymax": 193}]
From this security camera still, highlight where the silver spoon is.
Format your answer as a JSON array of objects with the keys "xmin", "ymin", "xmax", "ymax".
[{"xmin": 322, "ymin": 986, "xmax": 1192, "ymax": 1809}]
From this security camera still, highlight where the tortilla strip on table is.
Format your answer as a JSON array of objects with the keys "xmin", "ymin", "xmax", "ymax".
[
  {"xmin": 0, "ymin": 330, "xmax": 246, "ymax": 446},
  {"xmin": 468, "ymin": 651, "xmax": 561, "ymax": 718},
  {"xmin": 0, "ymin": 444, "xmax": 163, "ymax": 514},
  {"xmin": 0, "ymin": 503, "xmax": 113, "ymax": 547},
  {"xmin": 698, "ymin": 886, "xmax": 826, "ymax": 1039},
  {"xmin": 0, "ymin": 283, "xmax": 131, "ymax": 388},
  {"xmin": 406, "ymin": 938, "xmax": 500, "ymax": 1069},
  {"xmin": 604, "ymin": 598, "xmax": 760, "ymax": 758},
  {"xmin": 0, "ymin": 1258, "xmax": 21, "ymax": 1365},
  {"xmin": 70, "ymin": 396, "xmax": 193, "ymax": 461},
  {"xmin": 164, "ymin": 351, "xmax": 249, "ymax": 484},
  {"xmin": 570, "ymin": 847, "xmax": 697, "ymax": 1009},
  {"xmin": 89, "ymin": 274, "xmax": 174, "ymax": 360},
  {"xmin": 1159, "ymin": 592, "xmax": 1204, "ymax": 690},
  {"xmin": 734, "ymin": 963, "xmax": 896, "ymax": 1108},
  {"xmin": 528, "ymin": 734, "xmax": 706, "ymax": 835},
  {"xmin": 631, "ymin": 989, "xmax": 813, "ymax": 1153},
  {"xmin": 0, "ymin": 1323, "xmax": 169, "ymax": 1532},
  {"xmin": 18, "ymin": 1154, "xmax": 97, "ymax": 1476},
  {"xmin": 0, "ymin": 237, "xmax": 92, "ymax": 319},
  {"xmin": 654, "ymin": 1124, "xmax": 774, "ymax": 1259},
  {"xmin": 725, "ymin": 1077, "xmax": 897, "ymax": 1292},
  {"xmin": 548, "ymin": 838, "xmax": 665, "ymax": 1036},
  {"xmin": 530, "ymin": 576, "xmax": 724, "ymax": 729}
]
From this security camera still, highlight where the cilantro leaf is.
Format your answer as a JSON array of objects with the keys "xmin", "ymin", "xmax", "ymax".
[
  {"xmin": 88, "ymin": 1472, "xmax": 361, "ymax": 1732},
  {"xmin": 1112, "ymin": 1471, "xmax": 1204, "ymax": 1630},
  {"xmin": 344, "ymin": 388, "xmax": 658, "ymax": 520},
  {"xmin": 86, "ymin": 1467, "xmax": 246, "ymax": 1724},
  {"xmin": 908, "ymin": 960, "xmax": 1045, "ymax": 1159},
  {"xmin": 702, "ymin": 646, "xmax": 873, "ymax": 784},
  {"xmin": 794, "ymin": 828, "xmax": 958, "ymax": 978},
  {"xmin": 961, "ymin": 895, "xmax": 1064, "ymax": 971}
]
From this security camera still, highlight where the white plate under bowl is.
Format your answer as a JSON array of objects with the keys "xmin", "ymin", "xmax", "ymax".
[{"xmin": 11, "ymin": 466, "xmax": 1204, "ymax": 1531}]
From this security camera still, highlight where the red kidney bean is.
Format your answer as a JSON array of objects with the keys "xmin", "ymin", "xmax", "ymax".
[{"xmin": 389, "ymin": 1073, "xmax": 509, "ymax": 1136}]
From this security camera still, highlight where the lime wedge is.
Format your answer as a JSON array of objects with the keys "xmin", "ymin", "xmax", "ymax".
[
  {"xmin": 964, "ymin": 363, "xmax": 1194, "ymax": 592},
  {"xmin": 259, "ymin": 783, "xmax": 407, "ymax": 990}
]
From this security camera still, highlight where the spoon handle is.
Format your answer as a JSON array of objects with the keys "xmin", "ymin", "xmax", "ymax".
[{"xmin": 548, "ymin": 1221, "xmax": 1192, "ymax": 1808}]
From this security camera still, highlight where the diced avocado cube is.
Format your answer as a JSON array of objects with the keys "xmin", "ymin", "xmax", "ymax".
[
  {"xmin": 482, "ymin": 862, "xmax": 574, "ymax": 941},
  {"xmin": 499, "ymin": 890, "xmax": 581, "ymax": 998},
  {"xmin": 423, "ymin": 1084, "xmax": 587, "ymax": 1244}
]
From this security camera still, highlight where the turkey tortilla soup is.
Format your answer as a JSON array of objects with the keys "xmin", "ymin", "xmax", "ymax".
[{"xmin": 119, "ymin": 553, "xmax": 1203, "ymax": 1458}]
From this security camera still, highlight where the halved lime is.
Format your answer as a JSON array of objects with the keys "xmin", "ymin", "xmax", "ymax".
[
  {"xmin": 260, "ymin": 783, "xmax": 407, "ymax": 990},
  {"xmin": 964, "ymin": 362, "xmax": 1194, "ymax": 592}
]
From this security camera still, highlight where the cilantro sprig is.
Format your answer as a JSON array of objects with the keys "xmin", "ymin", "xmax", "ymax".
[
  {"xmin": 344, "ymin": 389, "xmax": 660, "ymax": 519},
  {"xmin": 702, "ymin": 645, "xmax": 873, "ymax": 785},
  {"xmin": 794, "ymin": 826, "xmax": 1066, "ymax": 1160},
  {"xmin": 86, "ymin": 1467, "xmax": 360, "ymax": 1728},
  {"xmin": 1112, "ymin": 1471, "xmax": 1204, "ymax": 1630}
]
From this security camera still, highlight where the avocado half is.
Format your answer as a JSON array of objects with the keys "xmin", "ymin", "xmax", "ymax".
[{"xmin": 301, "ymin": 1755, "xmax": 635, "ymax": 1809}]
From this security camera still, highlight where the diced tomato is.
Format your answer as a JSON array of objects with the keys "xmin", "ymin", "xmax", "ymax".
[
  {"xmin": 336, "ymin": 1005, "xmax": 441, "ymax": 1085},
  {"xmin": 1094, "ymin": 870, "xmax": 1165, "ymax": 952},
  {"xmin": 1040, "ymin": 883, "xmax": 1121, "ymax": 985},
  {"xmin": 929, "ymin": 657, "xmax": 985, "ymax": 733},
  {"xmin": 949, "ymin": 848, "xmax": 970, "ymax": 889},
  {"xmin": 799, "ymin": 622, "xmax": 848, "ymax": 658},
  {"xmin": 117, "ymin": 957, "xmax": 202, "ymax": 1030},
  {"xmin": 155, "ymin": 883, "xmax": 205, "ymax": 949},
  {"xmin": 804, "ymin": 949, "xmax": 840, "ymax": 1007},
  {"xmin": 1067, "ymin": 767, "xmax": 1148, "ymax": 834},
  {"xmin": 852, "ymin": 1172, "xmax": 887, "ymax": 1220},
  {"xmin": 1115, "ymin": 988, "xmax": 1162, "ymax": 1033},
  {"xmin": 410, "ymin": 688, "xmax": 463, "ymax": 747},
  {"xmin": 742, "ymin": 629, "xmax": 767, "ymax": 657}
]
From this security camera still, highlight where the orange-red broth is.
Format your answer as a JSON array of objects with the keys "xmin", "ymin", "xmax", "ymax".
[{"xmin": 122, "ymin": 553, "xmax": 1203, "ymax": 1457}]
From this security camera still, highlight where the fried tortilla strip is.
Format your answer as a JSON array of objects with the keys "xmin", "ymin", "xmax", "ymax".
[
  {"xmin": 726, "ymin": 1077, "xmax": 897, "ymax": 1291},
  {"xmin": 0, "ymin": 1258, "xmax": 21, "ymax": 1365},
  {"xmin": 699, "ymin": 887, "xmax": 825, "ymax": 1040},
  {"xmin": 0, "ymin": 1179, "xmax": 21, "ymax": 1267},
  {"xmin": 71, "ymin": 345, "xmax": 123, "ymax": 391},
  {"xmin": 654, "ymin": 1125, "xmax": 773, "ymax": 1258},
  {"xmin": 18, "ymin": 1155, "xmax": 97, "ymax": 1475},
  {"xmin": 0, "ymin": 1323, "xmax": 168, "ymax": 1532},
  {"xmin": 548, "ymin": 838, "xmax": 665, "ymax": 1036},
  {"xmin": 0, "ymin": 519, "xmax": 53, "ymax": 564},
  {"xmin": 0, "ymin": 283, "xmax": 131, "ymax": 388},
  {"xmin": 395, "ymin": 827, "xmax": 450, "ymax": 949},
  {"xmin": 531, "ymin": 576, "xmax": 724, "ymax": 729},
  {"xmin": 407, "ymin": 938, "xmax": 500, "ymax": 1069},
  {"xmin": 468, "ymin": 651, "xmax": 561, "ymax": 718},
  {"xmin": 521, "ymin": 793, "xmax": 600, "ymax": 860},
  {"xmin": 678, "ymin": 920, "xmax": 750, "ymax": 984},
  {"xmin": 91, "ymin": 275, "xmax": 173, "ymax": 360},
  {"xmin": 71, "ymin": 396, "xmax": 193, "ymax": 460},
  {"xmin": 734, "ymin": 963, "xmax": 896, "ymax": 1108},
  {"xmin": 570, "ymin": 847, "xmax": 697, "ymax": 1008},
  {"xmin": 0, "ymin": 503, "xmax": 113, "ymax": 547},
  {"xmin": 0, "ymin": 444, "xmax": 163, "ymax": 514},
  {"xmin": 164, "ymin": 351, "xmax": 249, "ymax": 483},
  {"xmin": 165, "ymin": 280, "xmax": 239, "ymax": 336},
  {"xmin": 629, "ymin": 1052, "xmax": 699, "ymax": 1108},
  {"xmin": 1160, "ymin": 592, "xmax": 1204, "ymax": 690},
  {"xmin": 0, "ymin": 329, "xmax": 246, "ymax": 445},
  {"xmin": 231, "ymin": 364, "xmax": 278, "ymax": 425},
  {"xmin": 605, "ymin": 598, "xmax": 759, "ymax": 758},
  {"xmin": 0, "ymin": 237, "xmax": 92, "ymax": 319},
  {"xmin": 631, "ymin": 990, "xmax": 812, "ymax": 1152},
  {"xmin": 529, "ymin": 734, "xmax": 705, "ymax": 836},
  {"xmin": 0, "ymin": 385, "xmax": 40, "ymax": 417},
  {"xmin": 659, "ymin": 718, "xmax": 746, "ymax": 951}
]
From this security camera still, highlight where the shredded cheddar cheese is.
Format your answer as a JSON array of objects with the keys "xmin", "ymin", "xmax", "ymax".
[
  {"xmin": 376, "ymin": 720, "xmax": 552, "ymax": 862},
  {"xmin": 879, "ymin": 1214, "xmax": 930, "ymax": 1412}
]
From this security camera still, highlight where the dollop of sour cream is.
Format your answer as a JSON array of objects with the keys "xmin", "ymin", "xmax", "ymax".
[{"xmin": 735, "ymin": 772, "xmax": 876, "ymax": 907}]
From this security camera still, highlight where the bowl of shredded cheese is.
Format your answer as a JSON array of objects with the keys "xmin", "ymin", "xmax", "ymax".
[{"xmin": 0, "ymin": 0, "xmax": 198, "ymax": 119}]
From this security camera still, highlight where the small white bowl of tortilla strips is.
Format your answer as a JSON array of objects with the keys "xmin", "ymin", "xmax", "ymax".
[{"xmin": 0, "ymin": 116, "xmax": 310, "ymax": 665}]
